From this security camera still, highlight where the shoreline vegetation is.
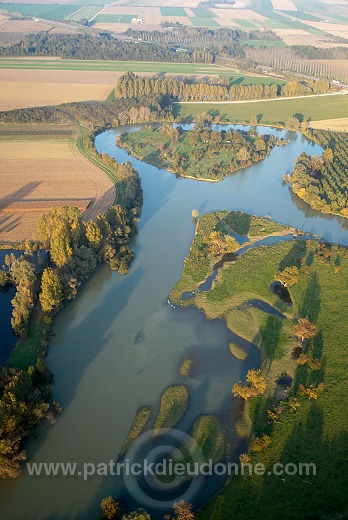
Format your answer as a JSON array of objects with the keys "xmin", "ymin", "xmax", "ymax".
[
  {"xmin": 171, "ymin": 209, "xmax": 348, "ymax": 520},
  {"xmin": 0, "ymin": 121, "xmax": 143, "ymax": 477},
  {"xmin": 284, "ymin": 130, "xmax": 348, "ymax": 219},
  {"xmin": 117, "ymin": 121, "xmax": 284, "ymax": 181}
]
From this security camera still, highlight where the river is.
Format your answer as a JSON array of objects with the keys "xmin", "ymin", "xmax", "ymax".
[{"xmin": 0, "ymin": 125, "xmax": 347, "ymax": 520}]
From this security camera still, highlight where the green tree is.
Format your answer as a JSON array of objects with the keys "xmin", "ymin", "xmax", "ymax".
[{"xmin": 39, "ymin": 268, "xmax": 63, "ymax": 314}]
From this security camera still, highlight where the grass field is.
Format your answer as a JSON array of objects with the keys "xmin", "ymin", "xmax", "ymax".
[
  {"xmin": 0, "ymin": 132, "xmax": 115, "ymax": 242},
  {"xmin": 0, "ymin": 69, "xmax": 120, "ymax": 110},
  {"xmin": 189, "ymin": 215, "xmax": 348, "ymax": 520},
  {"xmin": 0, "ymin": 0, "xmax": 347, "ymax": 43},
  {"xmin": 160, "ymin": 6, "xmax": 188, "ymax": 16},
  {"xmin": 92, "ymin": 14, "xmax": 135, "ymax": 23},
  {"xmin": 0, "ymin": 3, "xmax": 79, "ymax": 20},
  {"xmin": 171, "ymin": 208, "xmax": 348, "ymax": 519},
  {"xmin": 243, "ymin": 39, "xmax": 287, "ymax": 47},
  {"xmin": 175, "ymin": 94, "xmax": 348, "ymax": 125},
  {"xmin": 170, "ymin": 211, "xmax": 293, "ymax": 304},
  {"xmin": 0, "ymin": 58, "xmax": 228, "ymax": 75}
]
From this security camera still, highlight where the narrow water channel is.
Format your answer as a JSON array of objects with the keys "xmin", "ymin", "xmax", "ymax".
[{"xmin": 0, "ymin": 125, "xmax": 347, "ymax": 520}]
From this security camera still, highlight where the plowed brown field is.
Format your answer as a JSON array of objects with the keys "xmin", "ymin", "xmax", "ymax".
[{"xmin": 0, "ymin": 139, "xmax": 116, "ymax": 242}]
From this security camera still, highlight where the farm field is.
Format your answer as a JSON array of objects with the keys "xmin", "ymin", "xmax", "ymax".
[
  {"xmin": 309, "ymin": 117, "xmax": 348, "ymax": 131},
  {"xmin": 0, "ymin": 133, "xmax": 115, "ymax": 242},
  {"xmin": 0, "ymin": 57, "xmax": 228, "ymax": 74},
  {"xmin": 0, "ymin": 69, "xmax": 122, "ymax": 110},
  {"xmin": 1, "ymin": 0, "xmax": 347, "ymax": 44},
  {"xmin": 175, "ymin": 94, "xmax": 348, "ymax": 125}
]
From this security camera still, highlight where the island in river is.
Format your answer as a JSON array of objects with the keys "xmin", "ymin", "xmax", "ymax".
[{"xmin": 117, "ymin": 122, "xmax": 285, "ymax": 181}]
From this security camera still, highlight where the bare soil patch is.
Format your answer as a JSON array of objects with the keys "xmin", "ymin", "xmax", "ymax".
[
  {"xmin": 310, "ymin": 118, "xmax": 348, "ymax": 131},
  {"xmin": 0, "ymin": 139, "xmax": 116, "ymax": 242},
  {"xmin": 0, "ymin": 69, "xmax": 120, "ymax": 110}
]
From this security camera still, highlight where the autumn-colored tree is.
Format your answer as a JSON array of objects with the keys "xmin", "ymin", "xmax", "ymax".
[
  {"xmin": 232, "ymin": 369, "xmax": 267, "ymax": 400},
  {"xmin": 172, "ymin": 500, "xmax": 195, "ymax": 520},
  {"xmin": 323, "ymin": 147, "xmax": 334, "ymax": 162},
  {"xmin": 100, "ymin": 496, "xmax": 121, "ymax": 520},
  {"xmin": 287, "ymin": 397, "xmax": 301, "ymax": 412},
  {"xmin": 308, "ymin": 358, "xmax": 322, "ymax": 371},
  {"xmin": 237, "ymin": 146, "xmax": 251, "ymax": 163},
  {"xmin": 192, "ymin": 209, "xmax": 199, "ymax": 219},
  {"xmin": 293, "ymin": 318, "xmax": 317, "ymax": 342},
  {"xmin": 297, "ymin": 353, "xmax": 309, "ymax": 365},
  {"xmin": 250, "ymin": 115, "xmax": 258, "ymax": 127},
  {"xmin": 250, "ymin": 434, "xmax": 272, "ymax": 453},
  {"xmin": 239, "ymin": 453, "xmax": 250, "ymax": 464},
  {"xmin": 285, "ymin": 117, "xmax": 300, "ymax": 130},
  {"xmin": 246, "ymin": 369, "xmax": 267, "ymax": 394},
  {"xmin": 298, "ymin": 383, "xmax": 324, "ymax": 400},
  {"xmin": 277, "ymin": 266, "xmax": 299, "ymax": 287}
]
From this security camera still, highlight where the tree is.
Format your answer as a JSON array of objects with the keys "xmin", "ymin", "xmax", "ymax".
[
  {"xmin": 232, "ymin": 369, "xmax": 267, "ymax": 400},
  {"xmin": 250, "ymin": 115, "xmax": 258, "ymax": 126},
  {"xmin": 250, "ymin": 434, "xmax": 272, "ymax": 453},
  {"xmin": 237, "ymin": 147, "xmax": 251, "ymax": 163},
  {"xmin": 293, "ymin": 318, "xmax": 317, "ymax": 342},
  {"xmin": 100, "ymin": 496, "xmax": 121, "ymax": 520},
  {"xmin": 285, "ymin": 117, "xmax": 300, "ymax": 130},
  {"xmin": 277, "ymin": 266, "xmax": 299, "ymax": 287},
  {"xmin": 172, "ymin": 501, "xmax": 195, "ymax": 520},
  {"xmin": 39, "ymin": 268, "xmax": 63, "ymax": 314},
  {"xmin": 191, "ymin": 209, "xmax": 199, "ymax": 219},
  {"xmin": 50, "ymin": 220, "xmax": 72, "ymax": 268},
  {"xmin": 324, "ymin": 147, "xmax": 334, "ymax": 162},
  {"xmin": 246, "ymin": 369, "xmax": 267, "ymax": 394}
]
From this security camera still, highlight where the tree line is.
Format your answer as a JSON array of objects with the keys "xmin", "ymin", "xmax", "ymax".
[
  {"xmin": 0, "ymin": 28, "xmax": 281, "ymax": 63},
  {"xmin": 0, "ymin": 94, "xmax": 174, "ymax": 128},
  {"xmin": 0, "ymin": 31, "xmax": 230, "ymax": 62},
  {"xmin": 0, "ymin": 357, "xmax": 60, "ymax": 478},
  {"xmin": 0, "ymin": 156, "xmax": 142, "ymax": 478},
  {"xmin": 115, "ymin": 72, "xmax": 329, "ymax": 103}
]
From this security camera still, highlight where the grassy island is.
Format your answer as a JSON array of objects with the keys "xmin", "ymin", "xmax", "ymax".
[
  {"xmin": 117, "ymin": 122, "xmax": 283, "ymax": 181},
  {"xmin": 153, "ymin": 385, "xmax": 189, "ymax": 433},
  {"xmin": 170, "ymin": 211, "xmax": 294, "ymax": 304},
  {"xmin": 172, "ymin": 210, "xmax": 348, "ymax": 520},
  {"xmin": 120, "ymin": 406, "xmax": 152, "ymax": 457}
]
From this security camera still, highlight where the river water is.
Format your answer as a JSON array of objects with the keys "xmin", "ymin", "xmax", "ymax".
[{"xmin": 0, "ymin": 125, "xmax": 347, "ymax": 520}]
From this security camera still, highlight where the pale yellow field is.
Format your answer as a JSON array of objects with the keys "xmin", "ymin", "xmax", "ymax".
[
  {"xmin": 310, "ymin": 118, "xmax": 348, "ymax": 131},
  {"xmin": 0, "ymin": 69, "xmax": 121, "ymax": 111},
  {"xmin": 307, "ymin": 22, "xmax": 348, "ymax": 39},
  {"xmin": 210, "ymin": 8, "xmax": 266, "ymax": 19},
  {"xmin": 0, "ymin": 18, "xmax": 53, "ymax": 33},
  {"xmin": 274, "ymin": 28, "xmax": 348, "ymax": 47},
  {"xmin": 0, "ymin": 139, "xmax": 116, "ymax": 242},
  {"xmin": 271, "ymin": 0, "xmax": 297, "ymax": 10}
]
